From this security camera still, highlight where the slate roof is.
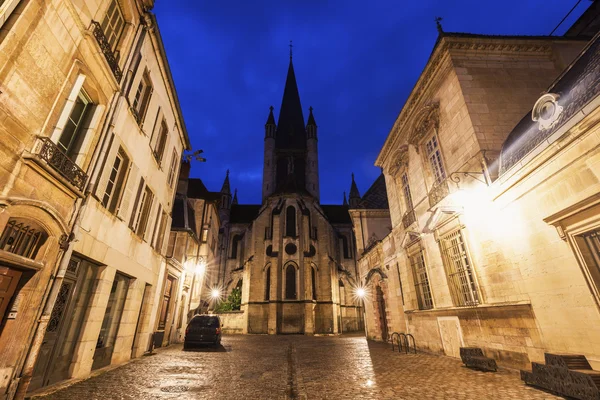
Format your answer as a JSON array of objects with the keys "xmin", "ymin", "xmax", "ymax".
[
  {"xmin": 499, "ymin": 34, "xmax": 600, "ymax": 174},
  {"xmin": 358, "ymin": 174, "xmax": 389, "ymax": 209},
  {"xmin": 321, "ymin": 205, "xmax": 352, "ymax": 224},
  {"xmin": 171, "ymin": 195, "xmax": 196, "ymax": 233},
  {"xmin": 230, "ymin": 204, "xmax": 261, "ymax": 224},
  {"xmin": 187, "ymin": 178, "xmax": 220, "ymax": 201}
]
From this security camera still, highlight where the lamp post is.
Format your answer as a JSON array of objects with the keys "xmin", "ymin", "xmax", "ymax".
[
  {"xmin": 187, "ymin": 256, "xmax": 206, "ymax": 317},
  {"xmin": 355, "ymin": 286, "xmax": 368, "ymax": 339}
]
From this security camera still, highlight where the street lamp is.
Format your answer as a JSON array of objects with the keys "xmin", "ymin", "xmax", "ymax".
[
  {"xmin": 211, "ymin": 288, "xmax": 221, "ymax": 300},
  {"xmin": 354, "ymin": 285, "xmax": 369, "ymax": 339}
]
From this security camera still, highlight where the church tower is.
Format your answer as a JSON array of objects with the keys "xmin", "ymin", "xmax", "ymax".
[{"xmin": 261, "ymin": 52, "xmax": 320, "ymax": 201}]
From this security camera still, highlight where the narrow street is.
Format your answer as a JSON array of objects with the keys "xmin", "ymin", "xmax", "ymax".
[{"xmin": 30, "ymin": 335, "xmax": 560, "ymax": 400}]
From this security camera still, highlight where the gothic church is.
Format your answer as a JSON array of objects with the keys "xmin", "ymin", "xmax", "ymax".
[{"xmin": 212, "ymin": 57, "xmax": 366, "ymax": 334}]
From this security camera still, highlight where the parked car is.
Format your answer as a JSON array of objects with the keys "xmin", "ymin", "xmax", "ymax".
[{"xmin": 184, "ymin": 315, "xmax": 222, "ymax": 349}]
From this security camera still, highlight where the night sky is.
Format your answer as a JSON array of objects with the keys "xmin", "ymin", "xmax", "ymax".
[{"xmin": 153, "ymin": 0, "xmax": 587, "ymax": 205}]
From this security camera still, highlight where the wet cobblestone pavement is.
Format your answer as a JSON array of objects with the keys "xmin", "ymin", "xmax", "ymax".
[{"xmin": 30, "ymin": 335, "xmax": 561, "ymax": 400}]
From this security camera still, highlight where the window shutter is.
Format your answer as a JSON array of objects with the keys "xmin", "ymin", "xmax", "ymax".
[
  {"xmin": 149, "ymin": 108, "xmax": 163, "ymax": 150},
  {"xmin": 158, "ymin": 215, "xmax": 172, "ymax": 255},
  {"xmin": 144, "ymin": 199, "xmax": 159, "ymax": 242},
  {"xmin": 140, "ymin": 86, "xmax": 153, "ymax": 123},
  {"xmin": 118, "ymin": 163, "xmax": 140, "ymax": 223},
  {"xmin": 96, "ymin": 133, "xmax": 121, "ymax": 202}
]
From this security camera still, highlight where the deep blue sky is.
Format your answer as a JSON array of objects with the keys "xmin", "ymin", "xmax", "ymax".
[{"xmin": 154, "ymin": 0, "xmax": 588, "ymax": 205}]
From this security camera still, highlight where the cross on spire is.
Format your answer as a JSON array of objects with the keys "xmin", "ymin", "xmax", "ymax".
[
  {"xmin": 435, "ymin": 17, "xmax": 443, "ymax": 34},
  {"xmin": 289, "ymin": 40, "xmax": 293, "ymax": 60}
]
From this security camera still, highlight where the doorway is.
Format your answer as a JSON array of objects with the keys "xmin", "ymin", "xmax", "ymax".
[
  {"xmin": 92, "ymin": 273, "xmax": 129, "ymax": 370},
  {"xmin": 0, "ymin": 266, "xmax": 22, "ymax": 327},
  {"xmin": 30, "ymin": 258, "xmax": 97, "ymax": 390},
  {"xmin": 376, "ymin": 285, "xmax": 388, "ymax": 341}
]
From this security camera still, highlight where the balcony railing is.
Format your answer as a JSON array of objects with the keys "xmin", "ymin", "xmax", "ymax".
[
  {"xmin": 402, "ymin": 209, "xmax": 416, "ymax": 229},
  {"xmin": 428, "ymin": 179, "xmax": 450, "ymax": 208},
  {"xmin": 34, "ymin": 137, "xmax": 88, "ymax": 191},
  {"xmin": 91, "ymin": 21, "xmax": 123, "ymax": 82}
]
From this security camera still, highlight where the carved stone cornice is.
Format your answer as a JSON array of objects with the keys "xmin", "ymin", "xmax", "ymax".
[
  {"xmin": 386, "ymin": 145, "xmax": 409, "ymax": 176},
  {"xmin": 376, "ymin": 36, "xmax": 556, "ymax": 168}
]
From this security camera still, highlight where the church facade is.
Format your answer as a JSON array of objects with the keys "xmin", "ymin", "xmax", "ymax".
[{"xmin": 213, "ymin": 58, "xmax": 364, "ymax": 334}]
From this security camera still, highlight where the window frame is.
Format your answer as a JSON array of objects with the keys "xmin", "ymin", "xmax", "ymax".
[
  {"xmin": 102, "ymin": 147, "xmax": 130, "ymax": 213},
  {"xmin": 132, "ymin": 184, "xmax": 154, "ymax": 237},
  {"xmin": 407, "ymin": 242, "xmax": 433, "ymax": 310},
  {"xmin": 438, "ymin": 228, "xmax": 479, "ymax": 307},
  {"xmin": 284, "ymin": 263, "xmax": 298, "ymax": 300},
  {"xmin": 285, "ymin": 206, "xmax": 296, "ymax": 237},
  {"xmin": 100, "ymin": 0, "xmax": 125, "ymax": 52},
  {"xmin": 424, "ymin": 133, "xmax": 446, "ymax": 185},
  {"xmin": 132, "ymin": 70, "xmax": 153, "ymax": 124},
  {"xmin": 167, "ymin": 148, "xmax": 178, "ymax": 187},
  {"xmin": 153, "ymin": 120, "xmax": 168, "ymax": 164},
  {"xmin": 57, "ymin": 89, "xmax": 93, "ymax": 160}
]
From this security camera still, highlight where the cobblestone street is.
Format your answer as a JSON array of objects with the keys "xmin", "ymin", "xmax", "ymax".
[{"xmin": 30, "ymin": 335, "xmax": 560, "ymax": 400}]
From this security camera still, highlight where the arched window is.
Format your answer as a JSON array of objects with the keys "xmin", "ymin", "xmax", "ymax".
[
  {"xmin": 311, "ymin": 267, "xmax": 317, "ymax": 300},
  {"xmin": 230, "ymin": 234, "xmax": 242, "ymax": 259},
  {"xmin": 0, "ymin": 218, "xmax": 48, "ymax": 259},
  {"xmin": 265, "ymin": 266, "xmax": 271, "ymax": 301},
  {"xmin": 285, "ymin": 264, "xmax": 297, "ymax": 300},
  {"xmin": 285, "ymin": 206, "xmax": 296, "ymax": 237}
]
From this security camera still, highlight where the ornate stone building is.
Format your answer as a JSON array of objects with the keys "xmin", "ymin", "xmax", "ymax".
[
  {"xmin": 0, "ymin": 1, "xmax": 189, "ymax": 398},
  {"xmin": 214, "ymin": 57, "xmax": 365, "ymax": 334},
  {"xmin": 361, "ymin": 18, "xmax": 600, "ymax": 371}
]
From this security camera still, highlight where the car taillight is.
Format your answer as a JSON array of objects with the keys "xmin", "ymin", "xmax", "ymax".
[
  {"xmin": 185, "ymin": 327, "xmax": 189, "ymax": 335},
  {"xmin": 215, "ymin": 327, "xmax": 221, "ymax": 334}
]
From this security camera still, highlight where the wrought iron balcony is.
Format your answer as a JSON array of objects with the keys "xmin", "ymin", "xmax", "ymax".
[
  {"xmin": 402, "ymin": 209, "xmax": 416, "ymax": 229},
  {"xmin": 428, "ymin": 179, "xmax": 450, "ymax": 208},
  {"xmin": 34, "ymin": 137, "xmax": 87, "ymax": 191},
  {"xmin": 90, "ymin": 21, "xmax": 123, "ymax": 82}
]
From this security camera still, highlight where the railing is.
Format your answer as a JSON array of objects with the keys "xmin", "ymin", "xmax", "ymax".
[
  {"xmin": 428, "ymin": 179, "xmax": 449, "ymax": 208},
  {"xmin": 402, "ymin": 209, "xmax": 416, "ymax": 228},
  {"xmin": 90, "ymin": 21, "xmax": 123, "ymax": 82},
  {"xmin": 34, "ymin": 137, "xmax": 87, "ymax": 191},
  {"xmin": 390, "ymin": 332, "xmax": 417, "ymax": 354}
]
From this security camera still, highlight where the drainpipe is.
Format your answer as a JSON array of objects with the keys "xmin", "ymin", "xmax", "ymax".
[{"xmin": 14, "ymin": 19, "xmax": 147, "ymax": 399}]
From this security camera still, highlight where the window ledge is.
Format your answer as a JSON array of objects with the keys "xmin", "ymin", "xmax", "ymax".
[
  {"xmin": 0, "ymin": 250, "xmax": 45, "ymax": 271},
  {"xmin": 22, "ymin": 152, "xmax": 85, "ymax": 198},
  {"xmin": 404, "ymin": 300, "xmax": 532, "ymax": 314}
]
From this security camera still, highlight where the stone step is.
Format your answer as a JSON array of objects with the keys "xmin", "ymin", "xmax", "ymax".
[{"xmin": 560, "ymin": 354, "xmax": 592, "ymax": 370}]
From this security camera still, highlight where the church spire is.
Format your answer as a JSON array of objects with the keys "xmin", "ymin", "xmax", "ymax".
[
  {"xmin": 232, "ymin": 188, "xmax": 238, "ymax": 205},
  {"xmin": 275, "ymin": 55, "xmax": 306, "ymax": 150},
  {"xmin": 349, "ymin": 173, "xmax": 361, "ymax": 208},
  {"xmin": 220, "ymin": 169, "xmax": 231, "ymax": 195}
]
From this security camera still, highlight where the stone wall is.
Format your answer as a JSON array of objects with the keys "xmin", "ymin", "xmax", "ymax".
[{"xmin": 216, "ymin": 311, "xmax": 245, "ymax": 334}]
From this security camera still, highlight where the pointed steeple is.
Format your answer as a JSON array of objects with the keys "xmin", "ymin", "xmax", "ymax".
[
  {"xmin": 232, "ymin": 189, "xmax": 238, "ymax": 205},
  {"xmin": 343, "ymin": 191, "xmax": 348, "ymax": 206},
  {"xmin": 349, "ymin": 173, "xmax": 361, "ymax": 208},
  {"xmin": 275, "ymin": 58, "xmax": 306, "ymax": 150},
  {"xmin": 306, "ymin": 106, "xmax": 317, "ymax": 140},
  {"xmin": 265, "ymin": 106, "xmax": 276, "ymax": 139},
  {"xmin": 307, "ymin": 106, "xmax": 316, "ymax": 126},
  {"xmin": 220, "ymin": 169, "xmax": 231, "ymax": 194}
]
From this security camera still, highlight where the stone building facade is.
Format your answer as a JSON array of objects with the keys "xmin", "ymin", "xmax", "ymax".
[
  {"xmin": 361, "ymin": 23, "xmax": 600, "ymax": 370},
  {"xmin": 214, "ymin": 58, "xmax": 364, "ymax": 335},
  {"xmin": 0, "ymin": 1, "xmax": 189, "ymax": 398}
]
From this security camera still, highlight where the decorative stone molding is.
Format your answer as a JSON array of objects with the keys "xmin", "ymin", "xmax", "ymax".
[
  {"xmin": 376, "ymin": 36, "xmax": 554, "ymax": 168},
  {"xmin": 408, "ymin": 103, "xmax": 440, "ymax": 150},
  {"xmin": 386, "ymin": 145, "xmax": 409, "ymax": 176}
]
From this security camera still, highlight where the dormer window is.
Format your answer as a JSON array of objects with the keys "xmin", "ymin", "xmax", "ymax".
[{"xmin": 101, "ymin": 0, "xmax": 125, "ymax": 52}]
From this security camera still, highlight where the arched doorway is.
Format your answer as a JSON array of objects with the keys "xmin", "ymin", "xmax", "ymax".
[{"xmin": 376, "ymin": 285, "xmax": 388, "ymax": 342}]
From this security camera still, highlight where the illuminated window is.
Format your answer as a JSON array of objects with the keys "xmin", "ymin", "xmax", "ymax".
[
  {"xmin": 439, "ymin": 229, "xmax": 479, "ymax": 306},
  {"xmin": 425, "ymin": 134, "xmax": 446, "ymax": 184}
]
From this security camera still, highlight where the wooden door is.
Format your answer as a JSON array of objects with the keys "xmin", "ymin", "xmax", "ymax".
[
  {"xmin": 0, "ymin": 266, "xmax": 22, "ymax": 324},
  {"xmin": 376, "ymin": 286, "xmax": 388, "ymax": 342}
]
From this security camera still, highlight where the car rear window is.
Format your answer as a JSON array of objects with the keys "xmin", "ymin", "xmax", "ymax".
[{"xmin": 191, "ymin": 316, "xmax": 219, "ymax": 327}]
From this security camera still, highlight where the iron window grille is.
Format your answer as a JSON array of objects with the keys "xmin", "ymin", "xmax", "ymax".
[
  {"xmin": 0, "ymin": 219, "xmax": 47, "ymax": 259},
  {"xmin": 439, "ymin": 229, "xmax": 479, "ymax": 306},
  {"xmin": 408, "ymin": 246, "xmax": 433, "ymax": 310},
  {"xmin": 90, "ymin": 20, "xmax": 123, "ymax": 81}
]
